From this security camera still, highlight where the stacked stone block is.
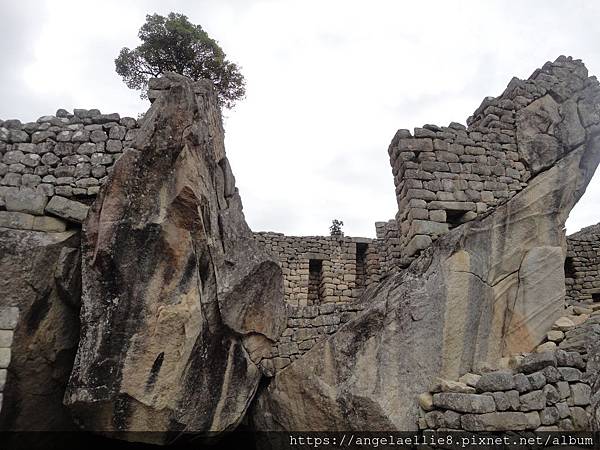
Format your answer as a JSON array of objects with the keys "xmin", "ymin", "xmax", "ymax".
[
  {"xmin": 253, "ymin": 232, "xmax": 381, "ymax": 307},
  {"xmin": 0, "ymin": 307, "xmax": 18, "ymax": 413},
  {"xmin": 374, "ymin": 220, "xmax": 401, "ymax": 275},
  {"xmin": 388, "ymin": 56, "xmax": 595, "ymax": 265},
  {"xmin": 264, "ymin": 302, "xmax": 365, "ymax": 371},
  {"xmin": 565, "ymin": 223, "xmax": 600, "ymax": 305},
  {"xmin": 0, "ymin": 109, "xmax": 138, "ymax": 206},
  {"xmin": 418, "ymin": 308, "xmax": 600, "ymax": 432}
]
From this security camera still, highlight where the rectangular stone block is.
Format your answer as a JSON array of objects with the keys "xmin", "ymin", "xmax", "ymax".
[
  {"xmin": 0, "ymin": 369, "xmax": 6, "ymax": 390},
  {"xmin": 0, "ymin": 211, "xmax": 34, "ymax": 230},
  {"xmin": 0, "ymin": 330, "xmax": 13, "ymax": 347},
  {"xmin": 0, "ymin": 348, "xmax": 10, "ymax": 369},
  {"xmin": 428, "ymin": 201, "xmax": 477, "ymax": 211},
  {"xmin": 398, "ymin": 138, "xmax": 433, "ymax": 153},
  {"xmin": 45, "ymin": 195, "xmax": 89, "ymax": 223},
  {"xmin": 432, "ymin": 392, "xmax": 495, "ymax": 413},
  {"xmin": 409, "ymin": 220, "xmax": 449, "ymax": 236},
  {"xmin": 461, "ymin": 411, "xmax": 539, "ymax": 431},
  {"xmin": 5, "ymin": 189, "xmax": 48, "ymax": 215},
  {"xmin": 32, "ymin": 216, "xmax": 68, "ymax": 233},
  {"xmin": 0, "ymin": 307, "xmax": 19, "ymax": 329}
]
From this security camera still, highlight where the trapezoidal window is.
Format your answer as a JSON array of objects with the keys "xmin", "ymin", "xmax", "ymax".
[
  {"xmin": 308, "ymin": 259, "xmax": 323, "ymax": 305},
  {"xmin": 593, "ymin": 293, "xmax": 600, "ymax": 302},
  {"xmin": 356, "ymin": 243, "xmax": 368, "ymax": 291},
  {"xmin": 446, "ymin": 210, "xmax": 467, "ymax": 229},
  {"xmin": 564, "ymin": 257, "xmax": 576, "ymax": 280}
]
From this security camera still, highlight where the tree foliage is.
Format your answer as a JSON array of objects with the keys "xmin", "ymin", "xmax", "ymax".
[
  {"xmin": 330, "ymin": 219, "xmax": 344, "ymax": 237},
  {"xmin": 115, "ymin": 12, "xmax": 245, "ymax": 109}
]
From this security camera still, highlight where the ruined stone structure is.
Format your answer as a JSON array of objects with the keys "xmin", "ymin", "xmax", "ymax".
[
  {"xmin": 389, "ymin": 56, "xmax": 595, "ymax": 264},
  {"xmin": 1, "ymin": 56, "xmax": 600, "ymax": 447},
  {"xmin": 566, "ymin": 223, "xmax": 600, "ymax": 305}
]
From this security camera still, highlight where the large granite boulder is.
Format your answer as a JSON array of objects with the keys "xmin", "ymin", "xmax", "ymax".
[
  {"xmin": 251, "ymin": 58, "xmax": 600, "ymax": 432},
  {"xmin": 0, "ymin": 228, "xmax": 81, "ymax": 440},
  {"xmin": 64, "ymin": 74, "xmax": 285, "ymax": 441}
]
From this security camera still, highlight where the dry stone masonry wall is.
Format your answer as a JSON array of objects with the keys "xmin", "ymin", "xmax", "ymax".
[
  {"xmin": 418, "ymin": 306, "xmax": 600, "ymax": 431},
  {"xmin": 0, "ymin": 109, "xmax": 140, "ymax": 233},
  {"xmin": 388, "ymin": 56, "xmax": 597, "ymax": 265},
  {"xmin": 566, "ymin": 224, "xmax": 600, "ymax": 305},
  {"xmin": 254, "ymin": 232, "xmax": 384, "ymax": 370}
]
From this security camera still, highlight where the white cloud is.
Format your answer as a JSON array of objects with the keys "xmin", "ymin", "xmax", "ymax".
[{"xmin": 2, "ymin": 0, "xmax": 600, "ymax": 236}]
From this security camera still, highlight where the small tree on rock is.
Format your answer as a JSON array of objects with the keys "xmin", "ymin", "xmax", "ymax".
[
  {"xmin": 330, "ymin": 219, "xmax": 344, "ymax": 237},
  {"xmin": 115, "ymin": 12, "xmax": 245, "ymax": 109}
]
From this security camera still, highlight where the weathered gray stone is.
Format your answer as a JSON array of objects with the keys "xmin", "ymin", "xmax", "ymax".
[
  {"xmin": 570, "ymin": 383, "xmax": 591, "ymax": 406},
  {"xmin": 443, "ymin": 409, "xmax": 461, "ymax": 429},
  {"xmin": 0, "ymin": 307, "xmax": 19, "ymax": 330},
  {"xmin": 520, "ymin": 390, "xmax": 546, "ymax": 411},
  {"xmin": 476, "ymin": 371, "xmax": 515, "ymax": 391},
  {"xmin": 491, "ymin": 391, "xmax": 510, "ymax": 411},
  {"xmin": 458, "ymin": 373, "xmax": 481, "ymax": 387},
  {"xmin": 0, "ymin": 211, "xmax": 34, "ymax": 230},
  {"xmin": 542, "ymin": 366, "xmax": 561, "ymax": 383},
  {"xmin": 32, "ymin": 216, "xmax": 67, "ymax": 233},
  {"xmin": 425, "ymin": 410, "xmax": 445, "ymax": 429},
  {"xmin": 4, "ymin": 189, "xmax": 47, "ymax": 215},
  {"xmin": 527, "ymin": 371, "xmax": 547, "ymax": 390},
  {"xmin": 432, "ymin": 393, "xmax": 495, "ymax": 413},
  {"xmin": 429, "ymin": 377, "xmax": 475, "ymax": 393},
  {"xmin": 0, "ymin": 330, "xmax": 13, "ymax": 347},
  {"xmin": 558, "ymin": 367, "xmax": 582, "ymax": 381},
  {"xmin": 556, "ymin": 381, "xmax": 570, "ymax": 400},
  {"xmin": 518, "ymin": 352, "xmax": 557, "ymax": 374},
  {"xmin": 570, "ymin": 406, "xmax": 589, "ymax": 430},
  {"xmin": 556, "ymin": 401, "xmax": 570, "ymax": 418},
  {"xmin": 513, "ymin": 373, "xmax": 532, "ymax": 393},
  {"xmin": 45, "ymin": 196, "xmax": 89, "ymax": 223},
  {"xmin": 540, "ymin": 406, "xmax": 560, "ymax": 425},
  {"xmin": 461, "ymin": 411, "xmax": 538, "ymax": 431},
  {"xmin": 543, "ymin": 384, "xmax": 560, "ymax": 405},
  {"xmin": 0, "ymin": 348, "xmax": 10, "ymax": 368}
]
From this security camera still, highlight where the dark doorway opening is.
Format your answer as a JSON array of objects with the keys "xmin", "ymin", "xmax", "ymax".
[
  {"xmin": 356, "ymin": 243, "xmax": 368, "ymax": 291},
  {"xmin": 308, "ymin": 259, "xmax": 323, "ymax": 304},
  {"xmin": 564, "ymin": 257, "xmax": 576, "ymax": 280}
]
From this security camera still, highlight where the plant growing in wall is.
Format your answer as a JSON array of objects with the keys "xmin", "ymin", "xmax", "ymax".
[
  {"xmin": 329, "ymin": 219, "xmax": 344, "ymax": 237},
  {"xmin": 115, "ymin": 12, "xmax": 246, "ymax": 109}
]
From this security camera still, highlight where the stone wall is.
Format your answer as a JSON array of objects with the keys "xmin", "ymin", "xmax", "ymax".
[
  {"xmin": 388, "ymin": 56, "xmax": 595, "ymax": 265},
  {"xmin": 254, "ymin": 231, "xmax": 387, "ymax": 371},
  {"xmin": 0, "ymin": 109, "xmax": 140, "ymax": 233},
  {"xmin": 253, "ymin": 232, "xmax": 381, "ymax": 306},
  {"xmin": 264, "ymin": 301, "xmax": 366, "ymax": 372},
  {"xmin": 0, "ymin": 109, "xmax": 138, "ymax": 201},
  {"xmin": 418, "ymin": 307, "xmax": 599, "ymax": 431},
  {"xmin": 566, "ymin": 223, "xmax": 600, "ymax": 305},
  {"xmin": 0, "ymin": 307, "xmax": 18, "ymax": 414}
]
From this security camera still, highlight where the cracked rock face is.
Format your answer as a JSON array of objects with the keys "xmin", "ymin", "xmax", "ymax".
[
  {"xmin": 251, "ymin": 57, "xmax": 600, "ymax": 432},
  {"xmin": 64, "ymin": 74, "xmax": 285, "ymax": 441}
]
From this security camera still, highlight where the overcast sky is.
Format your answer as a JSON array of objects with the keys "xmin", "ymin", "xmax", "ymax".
[{"xmin": 2, "ymin": 1, "xmax": 600, "ymax": 237}]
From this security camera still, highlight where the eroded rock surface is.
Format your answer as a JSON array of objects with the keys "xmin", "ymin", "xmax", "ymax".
[
  {"xmin": 0, "ymin": 228, "xmax": 81, "ymax": 435},
  {"xmin": 251, "ymin": 57, "xmax": 600, "ymax": 431},
  {"xmin": 64, "ymin": 74, "xmax": 285, "ymax": 440}
]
